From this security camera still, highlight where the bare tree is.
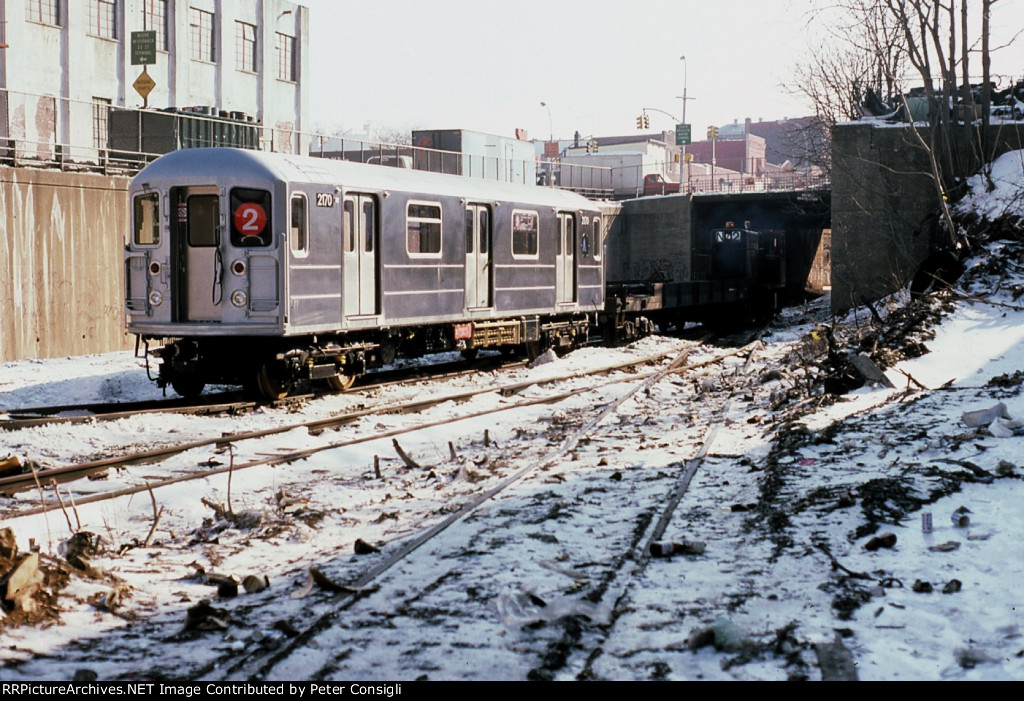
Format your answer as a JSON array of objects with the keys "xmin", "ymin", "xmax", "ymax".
[{"xmin": 787, "ymin": 0, "xmax": 910, "ymax": 173}]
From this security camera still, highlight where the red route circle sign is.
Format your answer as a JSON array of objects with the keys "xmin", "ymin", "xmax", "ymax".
[{"xmin": 233, "ymin": 202, "xmax": 267, "ymax": 237}]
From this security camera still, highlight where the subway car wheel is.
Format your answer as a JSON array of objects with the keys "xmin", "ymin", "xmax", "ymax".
[
  {"xmin": 170, "ymin": 376, "xmax": 206, "ymax": 399},
  {"xmin": 256, "ymin": 362, "xmax": 294, "ymax": 400},
  {"xmin": 326, "ymin": 373, "xmax": 357, "ymax": 391}
]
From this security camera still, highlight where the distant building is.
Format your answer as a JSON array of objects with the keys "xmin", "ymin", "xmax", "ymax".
[
  {"xmin": 412, "ymin": 129, "xmax": 537, "ymax": 184},
  {"xmin": 686, "ymin": 130, "xmax": 767, "ymax": 175},
  {"xmin": 0, "ymin": 0, "xmax": 309, "ymax": 161},
  {"xmin": 720, "ymin": 117, "xmax": 829, "ymax": 174}
]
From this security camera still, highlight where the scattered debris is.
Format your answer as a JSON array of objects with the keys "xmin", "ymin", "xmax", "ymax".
[
  {"xmin": 290, "ymin": 566, "xmax": 378, "ymax": 599},
  {"xmin": 649, "ymin": 540, "xmax": 706, "ymax": 557},
  {"xmin": 815, "ymin": 634, "xmax": 860, "ymax": 681},
  {"xmin": 392, "ymin": 438, "xmax": 422, "ymax": 469},
  {"xmin": 242, "ymin": 574, "xmax": 270, "ymax": 594},
  {"xmin": 942, "ymin": 579, "xmax": 963, "ymax": 594},
  {"xmin": 928, "ymin": 541, "xmax": 961, "ymax": 552},
  {"xmin": 961, "ymin": 402, "xmax": 1024, "ymax": 437},
  {"xmin": 496, "ymin": 584, "xmax": 605, "ymax": 627},
  {"xmin": 687, "ymin": 616, "xmax": 751, "ymax": 653},
  {"xmin": 354, "ymin": 538, "xmax": 380, "ymax": 554},
  {"xmin": 864, "ymin": 533, "xmax": 897, "ymax": 551},
  {"xmin": 0, "ymin": 455, "xmax": 25, "ymax": 478},
  {"xmin": 4, "ymin": 552, "xmax": 44, "ymax": 613},
  {"xmin": 847, "ymin": 353, "xmax": 895, "ymax": 388},
  {"xmin": 184, "ymin": 600, "xmax": 230, "ymax": 631},
  {"xmin": 528, "ymin": 349, "xmax": 559, "ymax": 367},
  {"xmin": 59, "ymin": 532, "xmax": 104, "ymax": 571},
  {"xmin": 207, "ymin": 573, "xmax": 241, "ymax": 598},
  {"xmin": 912, "ymin": 579, "xmax": 934, "ymax": 593},
  {"xmin": 956, "ymin": 647, "xmax": 999, "ymax": 669},
  {"xmin": 951, "ymin": 506, "xmax": 972, "ymax": 527}
]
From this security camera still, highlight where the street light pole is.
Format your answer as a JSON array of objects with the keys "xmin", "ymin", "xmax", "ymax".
[
  {"xmin": 679, "ymin": 55, "xmax": 688, "ymax": 191},
  {"xmin": 540, "ymin": 101, "xmax": 553, "ymax": 142}
]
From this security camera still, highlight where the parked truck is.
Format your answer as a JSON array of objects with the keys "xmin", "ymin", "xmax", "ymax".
[{"xmin": 643, "ymin": 173, "xmax": 682, "ymax": 196}]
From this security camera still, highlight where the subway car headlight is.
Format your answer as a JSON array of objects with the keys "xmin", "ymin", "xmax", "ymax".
[
  {"xmin": 148, "ymin": 290, "xmax": 163, "ymax": 307},
  {"xmin": 231, "ymin": 290, "xmax": 248, "ymax": 308}
]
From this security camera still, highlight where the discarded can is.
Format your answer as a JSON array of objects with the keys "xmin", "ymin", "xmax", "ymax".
[
  {"xmin": 650, "ymin": 540, "xmax": 706, "ymax": 557},
  {"xmin": 951, "ymin": 511, "xmax": 971, "ymax": 527},
  {"xmin": 921, "ymin": 512, "xmax": 933, "ymax": 533}
]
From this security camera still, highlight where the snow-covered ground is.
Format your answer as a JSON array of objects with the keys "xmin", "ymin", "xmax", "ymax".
[{"xmin": 1, "ymin": 153, "xmax": 1024, "ymax": 682}]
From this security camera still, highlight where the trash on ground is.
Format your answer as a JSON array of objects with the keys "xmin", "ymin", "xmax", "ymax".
[
  {"xmin": 528, "ymin": 349, "xmax": 559, "ymax": 368},
  {"xmin": 290, "ymin": 566, "xmax": 378, "ymax": 599},
  {"xmin": 864, "ymin": 533, "xmax": 897, "ymax": 551},
  {"xmin": 354, "ymin": 538, "xmax": 380, "ymax": 554},
  {"xmin": 496, "ymin": 584, "xmax": 606, "ymax": 627},
  {"xmin": 961, "ymin": 402, "xmax": 1024, "ymax": 437},
  {"xmin": 649, "ymin": 540, "xmax": 706, "ymax": 557},
  {"xmin": 951, "ymin": 506, "xmax": 972, "ymax": 527}
]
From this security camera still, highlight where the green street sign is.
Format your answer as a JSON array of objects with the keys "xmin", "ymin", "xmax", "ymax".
[
  {"xmin": 675, "ymin": 123, "xmax": 691, "ymax": 146},
  {"xmin": 131, "ymin": 31, "xmax": 157, "ymax": 65}
]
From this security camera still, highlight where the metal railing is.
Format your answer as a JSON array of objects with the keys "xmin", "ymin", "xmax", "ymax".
[
  {"xmin": 686, "ymin": 171, "xmax": 831, "ymax": 195},
  {"xmin": 0, "ymin": 87, "xmax": 822, "ymax": 197}
]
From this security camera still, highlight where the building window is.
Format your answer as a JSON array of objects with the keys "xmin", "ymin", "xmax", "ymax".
[
  {"xmin": 189, "ymin": 7, "xmax": 215, "ymax": 62},
  {"xmin": 26, "ymin": 0, "xmax": 60, "ymax": 25},
  {"xmin": 142, "ymin": 0, "xmax": 169, "ymax": 52},
  {"xmin": 236, "ymin": 21, "xmax": 257, "ymax": 72},
  {"xmin": 93, "ymin": 98, "xmax": 111, "ymax": 150},
  {"xmin": 89, "ymin": 0, "xmax": 117, "ymax": 39},
  {"xmin": 276, "ymin": 32, "xmax": 296, "ymax": 81}
]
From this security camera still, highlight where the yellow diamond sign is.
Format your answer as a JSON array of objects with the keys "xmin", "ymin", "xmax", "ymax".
[{"xmin": 133, "ymin": 68, "xmax": 156, "ymax": 100}]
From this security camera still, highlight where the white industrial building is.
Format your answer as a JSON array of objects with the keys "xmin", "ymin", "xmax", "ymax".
[{"xmin": 0, "ymin": 0, "xmax": 309, "ymax": 162}]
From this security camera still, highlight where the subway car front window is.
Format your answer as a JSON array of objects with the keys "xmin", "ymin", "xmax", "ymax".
[
  {"xmin": 133, "ymin": 192, "xmax": 160, "ymax": 245},
  {"xmin": 230, "ymin": 188, "xmax": 273, "ymax": 247}
]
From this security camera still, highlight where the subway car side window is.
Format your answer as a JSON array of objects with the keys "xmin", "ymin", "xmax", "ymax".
[
  {"xmin": 407, "ymin": 202, "xmax": 442, "ymax": 256},
  {"xmin": 512, "ymin": 210, "xmax": 539, "ymax": 258},
  {"xmin": 290, "ymin": 194, "xmax": 308, "ymax": 254}
]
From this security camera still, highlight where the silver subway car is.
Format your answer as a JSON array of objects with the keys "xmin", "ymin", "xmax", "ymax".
[{"xmin": 125, "ymin": 148, "xmax": 604, "ymax": 398}]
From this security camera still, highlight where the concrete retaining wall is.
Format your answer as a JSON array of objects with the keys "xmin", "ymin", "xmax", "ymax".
[
  {"xmin": 831, "ymin": 121, "xmax": 1024, "ymax": 312},
  {"xmin": 0, "ymin": 167, "xmax": 130, "ymax": 362}
]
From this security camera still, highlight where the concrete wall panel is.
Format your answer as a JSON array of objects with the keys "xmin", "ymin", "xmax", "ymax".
[{"xmin": 1, "ymin": 167, "xmax": 130, "ymax": 362}]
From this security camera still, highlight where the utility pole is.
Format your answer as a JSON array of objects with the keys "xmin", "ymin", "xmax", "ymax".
[{"xmin": 677, "ymin": 55, "xmax": 695, "ymax": 191}]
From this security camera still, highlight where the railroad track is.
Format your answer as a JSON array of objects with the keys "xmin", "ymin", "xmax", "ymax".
[
  {"xmin": 2, "ymin": 333, "xmax": 786, "ymax": 681},
  {"xmin": 0, "ymin": 353, "xmax": 523, "ymax": 432},
  {"xmin": 205, "ymin": 337, "xmax": 763, "ymax": 681},
  {"xmin": 0, "ymin": 343, "xmax": 700, "ymax": 503}
]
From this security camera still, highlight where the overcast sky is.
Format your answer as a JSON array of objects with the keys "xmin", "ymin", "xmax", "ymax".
[{"xmin": 299, "ymin": 0, "xmax": 1024, "ymax": 141}]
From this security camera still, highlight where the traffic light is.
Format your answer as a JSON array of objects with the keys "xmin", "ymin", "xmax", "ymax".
[
  {"xmin": 636, "ymin": 116, "xmax": 643, "ymax": 129},
  {"xmin": 707, "ymin": 125, "xmax": 719, "ymax": 140},
  {"xmin": 587, "ymin": 140, "xmax": 598, "ymax": 153}
]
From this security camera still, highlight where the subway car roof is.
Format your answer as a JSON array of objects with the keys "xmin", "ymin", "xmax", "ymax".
[{"xmin": 132, "ymin": 148, "xmax": 599, "ymax": 210}]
